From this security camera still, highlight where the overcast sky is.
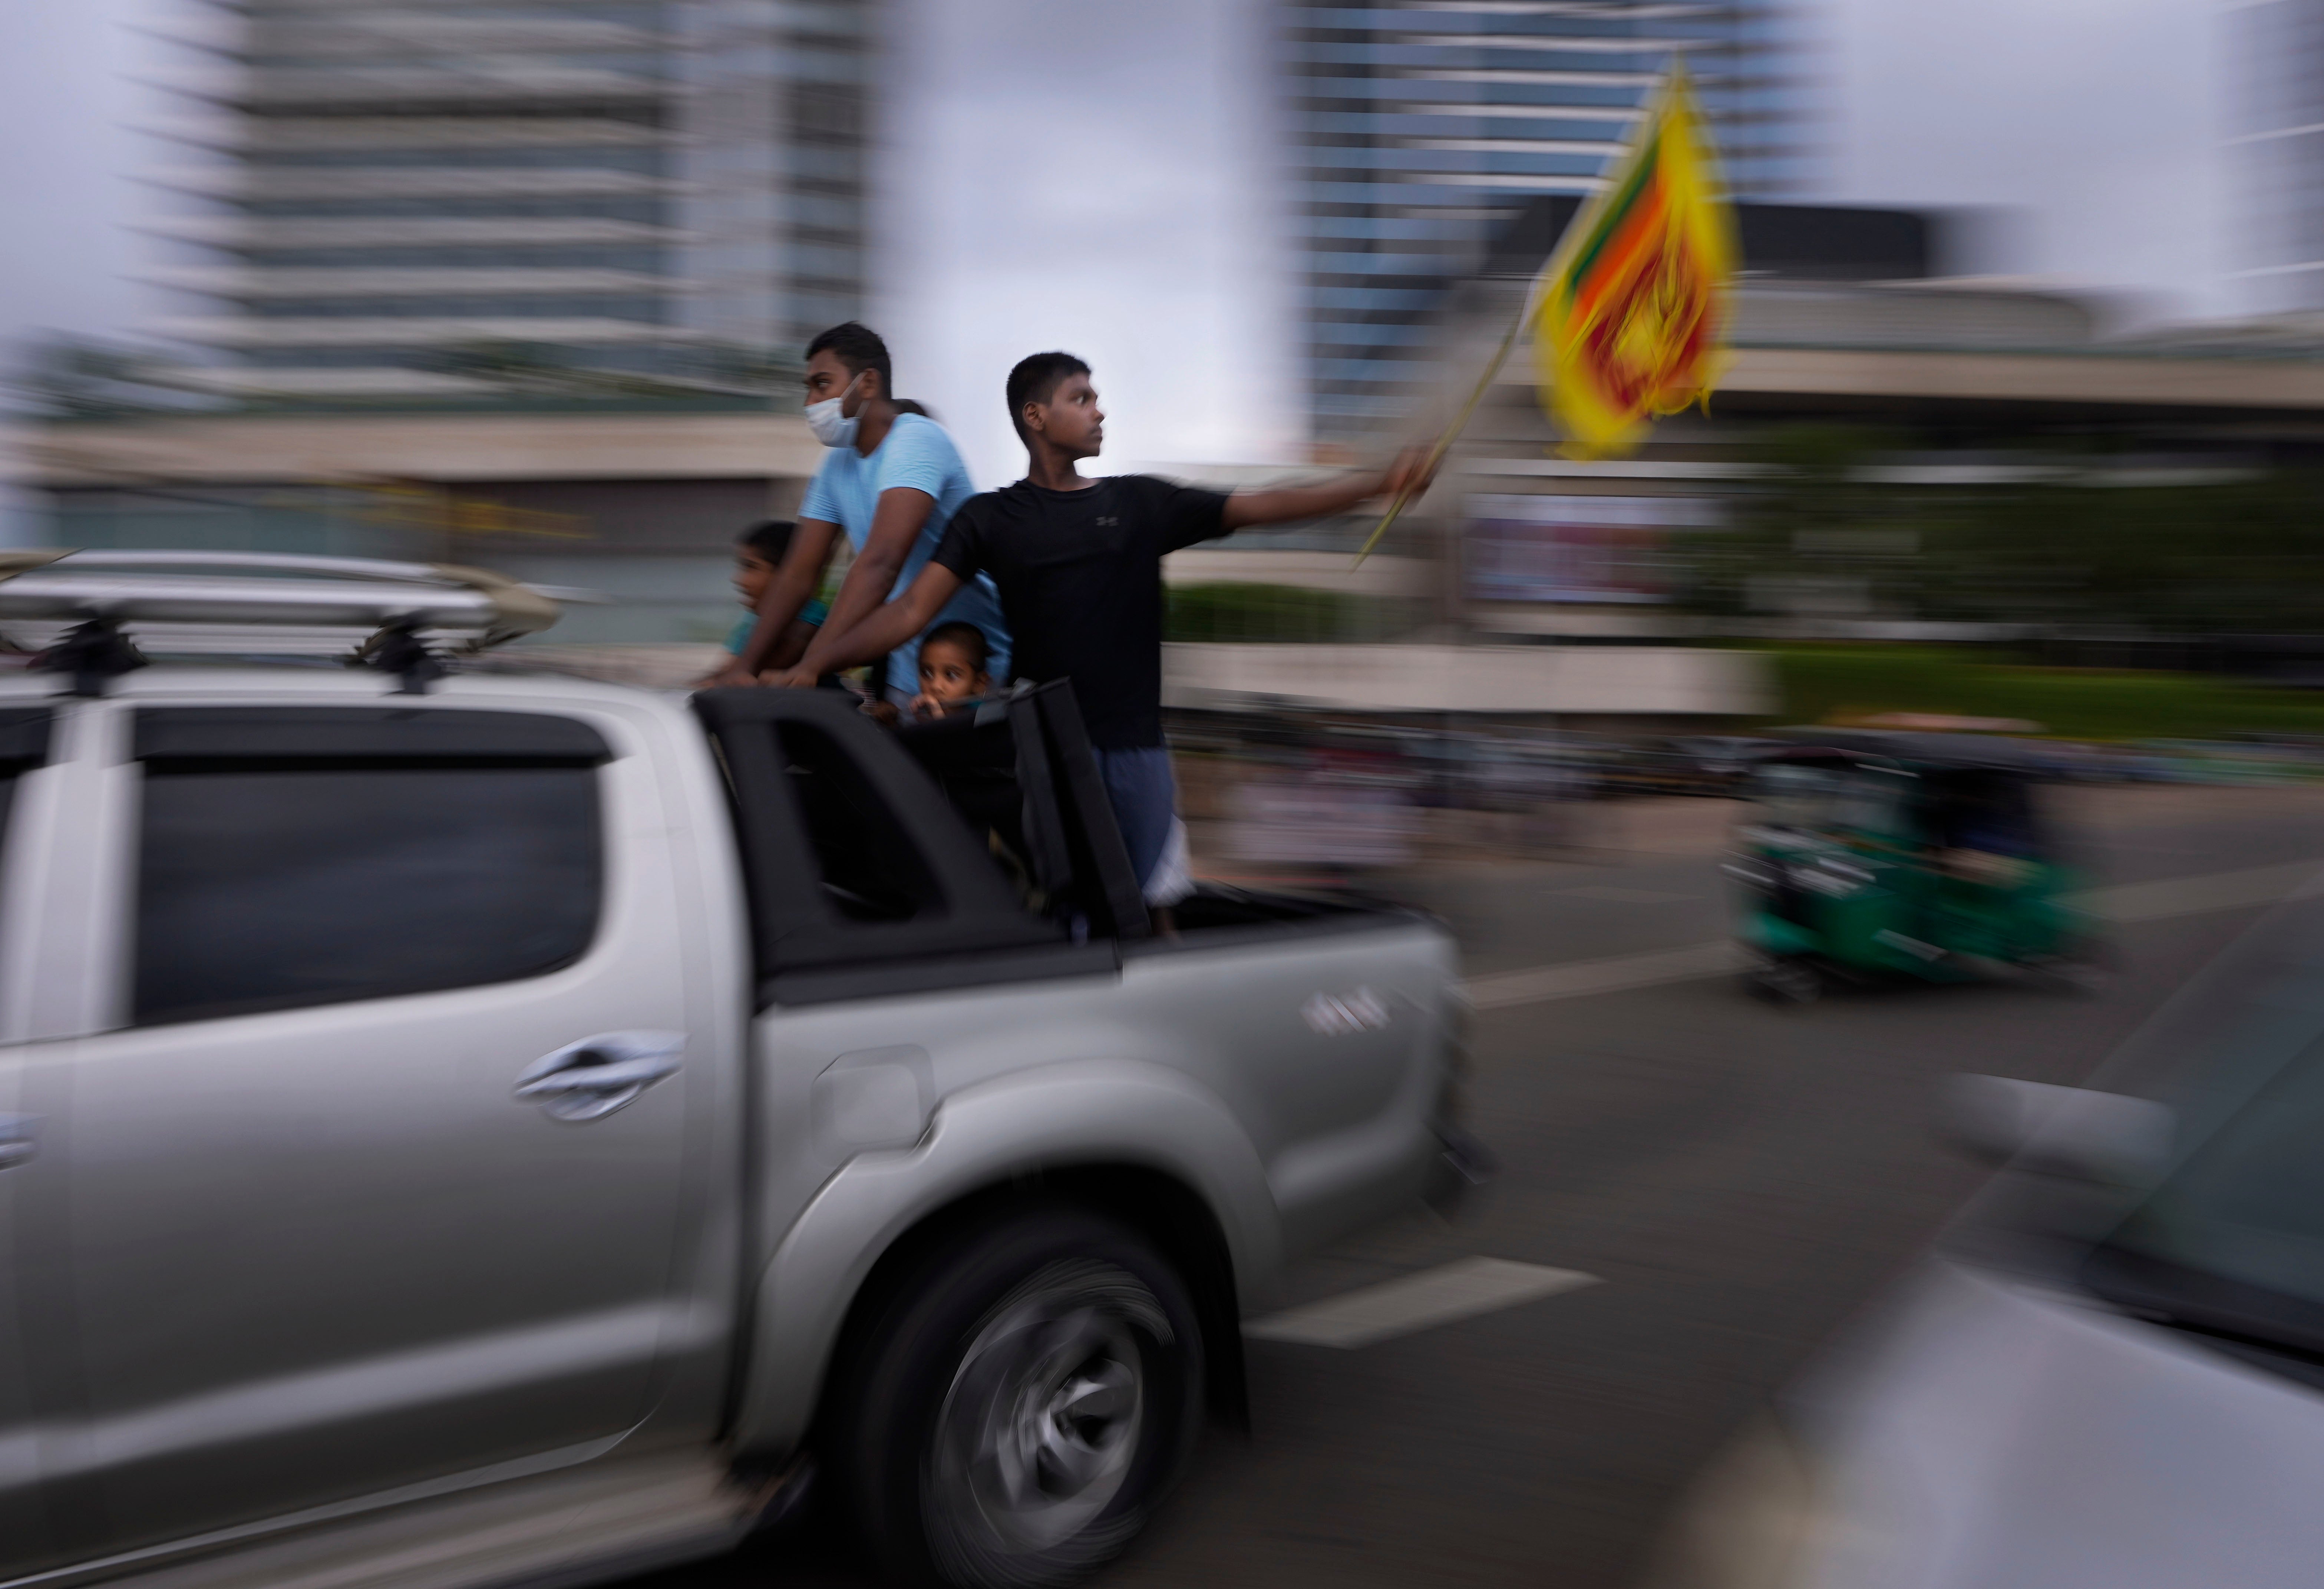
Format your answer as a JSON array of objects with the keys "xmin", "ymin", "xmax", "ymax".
[
  {"xmin": 1825, "ymin": 0, "xmax": 2222, "ymax": 324},
  {"xmin": 0, "ymin": 0, "xmax": 2236, "ymax": 486},
  {"xmin": 874, "ymin": 0, "xmax": 1303, "ymax": 482}
]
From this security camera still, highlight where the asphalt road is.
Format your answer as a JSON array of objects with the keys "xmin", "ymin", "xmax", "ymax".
[{"xmin": 656, "ymin": 783, "xmax": 2324, "ymax": 1589}]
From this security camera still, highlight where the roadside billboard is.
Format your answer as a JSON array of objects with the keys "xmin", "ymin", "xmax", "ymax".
[{"xmin": 1465, "ymin": 493, "xmax": 1720, "ymax": 605}]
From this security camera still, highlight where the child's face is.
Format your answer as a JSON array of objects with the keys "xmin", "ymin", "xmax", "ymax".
[
  {"xmin": 917, "ymin": 640, "xmax": 990, "ymax": 704},
  {"xmin": 734, "ymin": 548, "xmax": 776, "ymax": 607}
]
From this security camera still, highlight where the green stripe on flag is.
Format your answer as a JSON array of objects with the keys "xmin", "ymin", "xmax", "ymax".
[{"xmin": 1566, "ymin": 131, "xmax": 1661, "ymax": 290}]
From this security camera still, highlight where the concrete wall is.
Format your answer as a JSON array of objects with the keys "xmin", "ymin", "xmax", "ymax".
[
  {"xmin": 1161, "ymin": 549, "xmax": 1432, "ymax": 598},
  {"xmin": 27, "ymin": 411, "xmax": 821, "ymax": 487},
  {"xmin": 23, "ymin": 412, "xmax": 824, "ymax": 643},
  {"xmin": 1160, "ymin": 643, "xmax": 1772, "ymax": 717}
]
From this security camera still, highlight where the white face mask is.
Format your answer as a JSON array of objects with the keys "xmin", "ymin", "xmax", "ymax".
[{"xmin": 804, "ymin": 369, "xmax": 864, "ymax": 448}]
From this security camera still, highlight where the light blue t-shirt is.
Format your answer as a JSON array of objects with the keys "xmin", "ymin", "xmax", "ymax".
[{"xmin": 799, "ymin": 412, "xmax": 1012, "ymax": 695}]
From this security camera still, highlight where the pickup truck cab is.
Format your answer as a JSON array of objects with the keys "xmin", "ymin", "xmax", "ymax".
[{"xmin": 0, "ymin": 554, "xmax": 1466, "ymax": 1589}]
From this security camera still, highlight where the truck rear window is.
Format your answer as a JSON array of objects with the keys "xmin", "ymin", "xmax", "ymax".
[{"xmin": 779, "ymin": 720, "xmax": 947, "ymax": 924}]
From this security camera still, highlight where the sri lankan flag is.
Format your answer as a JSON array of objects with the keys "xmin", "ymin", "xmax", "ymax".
[{"xmin": 1531, "ymin": 66, "xmax": 1735, "ymax": 458}]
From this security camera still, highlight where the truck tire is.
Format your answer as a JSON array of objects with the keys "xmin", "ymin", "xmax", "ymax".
[{"xmin": 837, "ymin": 1207, "xmax": 1205, "ymax": 1589}]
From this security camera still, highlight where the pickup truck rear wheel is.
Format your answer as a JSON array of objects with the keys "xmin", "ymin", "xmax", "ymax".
[{"xmin": 839, "ymin": 1208, "xmax": 1204, "ymax": 1589}]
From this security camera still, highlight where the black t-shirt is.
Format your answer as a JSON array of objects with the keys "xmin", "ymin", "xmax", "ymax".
[{"xmin": 931, "ymin": 474, "xmax": 1231, "ymax": 749}]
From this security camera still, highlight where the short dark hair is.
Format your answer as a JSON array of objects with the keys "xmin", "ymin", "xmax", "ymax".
[
  {"xmin": 805, "ymin": 321, "xmax": 892, "ymax": 399},
  {"xmin": 1006, "ymin": 351, "xmax": 1091, "ymax": 443},
  {"xmin": 738, "ymin": 519, "xmax": 796, "ymax": 561},
  {"xmin": 920, "ymin": 620, "xmax": 991, "ymax": 672},
  {"xmin": 891, "ymin": 398, "xmax": 934, "ymax": 419}
]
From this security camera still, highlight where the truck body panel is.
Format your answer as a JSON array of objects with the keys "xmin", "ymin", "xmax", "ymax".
[{"xmin": 0, "ymin": 660, "xmax": 1462, "ymax": 1589}]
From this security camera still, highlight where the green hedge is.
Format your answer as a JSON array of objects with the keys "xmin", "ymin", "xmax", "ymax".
[
  {"xmin": 1762, "ymin": 645, "xmax": 2324, "ymax": 741},
  {"xmin": 1163, "ymin": 582, "xmax": 1407, "ymax": 644}
]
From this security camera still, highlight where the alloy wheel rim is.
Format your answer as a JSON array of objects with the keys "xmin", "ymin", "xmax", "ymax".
[{"xmin": 928, "ymin": 1260, "xmax": 1168, "ymax": 1566}]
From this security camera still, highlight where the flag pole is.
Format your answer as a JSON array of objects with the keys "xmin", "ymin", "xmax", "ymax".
[{"xmin": 1350, "ymin": 284, "xmax": 1538, "ymax": 571}]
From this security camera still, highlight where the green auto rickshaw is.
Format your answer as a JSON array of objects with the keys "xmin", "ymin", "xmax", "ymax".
[{"xmin": 1729, "ymin": 730, "xmax": 2102, "ymax": 1003}]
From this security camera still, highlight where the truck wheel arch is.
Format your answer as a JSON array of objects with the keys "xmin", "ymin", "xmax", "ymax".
[{"xmin": 726, "ymin": 1062, "xmax": 1281, "ymax": 1458}]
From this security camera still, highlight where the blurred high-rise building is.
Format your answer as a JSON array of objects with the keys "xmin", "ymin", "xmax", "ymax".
[
  {"xmin": 22, "ymin": 0, "xmax": 883, "ymax": 642},
  {"xmin": 2229, "ymin": 0, "xmax": 2324, "ymax": 314},
  {"xmin": 1282, "ymin": 0, "xmax": 1822, "ymax": 439},
  {"xmin": 142, "ymin": 0, "xmax": 871, "ymax": 403}
]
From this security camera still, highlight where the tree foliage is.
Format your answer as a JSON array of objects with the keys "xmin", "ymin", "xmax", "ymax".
[{"xmin": 1676, "ymin": 425, "xmax": 2324, "ymax": 636}]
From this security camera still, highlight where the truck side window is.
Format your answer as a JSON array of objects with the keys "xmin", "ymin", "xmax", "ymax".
[
  {"xmin": 778, "ymin": 721, "xmax": 948, "ymax": 923},
  {"xmin": 0, "ymin": 777, "xmax": 21, "ymax": 874},
  {"xmin": 134, "ymin": 765, "xmax": 603, "ymax": 1027}
]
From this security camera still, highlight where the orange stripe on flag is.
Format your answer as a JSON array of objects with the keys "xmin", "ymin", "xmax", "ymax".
[{"xmin": 1568, "ymin": 182, "xmax": 1669, "ymax": 325}]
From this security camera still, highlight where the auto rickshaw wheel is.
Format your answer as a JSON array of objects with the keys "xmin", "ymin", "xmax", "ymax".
[
  {"xmin": 2028, "ymin": 939, "xmax": 2115, "ymax": 998},
  {"xmin": 1747, "ymin": 957, "xmax": 1822, "ymax": 1006}
]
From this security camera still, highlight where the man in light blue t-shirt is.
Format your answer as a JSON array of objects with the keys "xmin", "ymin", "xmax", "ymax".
[{"xmin": 712, "ymin": 322, "xmax": 1009, "ymax": 700}]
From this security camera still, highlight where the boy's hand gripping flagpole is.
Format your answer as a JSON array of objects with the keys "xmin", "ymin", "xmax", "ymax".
[{"xmin": 1348, "ymin": 286, "xmax": 1537, "ymax": 572}]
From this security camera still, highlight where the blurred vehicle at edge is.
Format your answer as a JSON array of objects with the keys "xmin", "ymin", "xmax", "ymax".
[{"xmin": 1656, "ymin": 878, "xmax": 2324, "ymax": 1589}]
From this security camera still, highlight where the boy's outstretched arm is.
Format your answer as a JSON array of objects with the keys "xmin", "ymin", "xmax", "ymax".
[
  {"xmin": 766, "ymin": 562, "xmax": 964, "ymax": 687},
  {"xmin": 1219, "ymin": 445, "xmax": 1438, "ymax": 531}
]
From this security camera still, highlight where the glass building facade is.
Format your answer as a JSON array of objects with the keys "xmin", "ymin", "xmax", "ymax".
[
  {"xmin": 145, "ymin": 0, "xmax": 871, "ymax": 403},
  {"xmin": 2229, "ymin": 0, "xmax": 2324, "ymax": 314},
  {"xmin": 1283, "ymin": 1, "xmax": 1820, "ymax": 438}
]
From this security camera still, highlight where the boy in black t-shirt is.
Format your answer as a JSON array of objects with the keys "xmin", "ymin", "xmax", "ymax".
[{"xmin": 771, "ymin": 351, "xmax": 1436, "ymax": 905}]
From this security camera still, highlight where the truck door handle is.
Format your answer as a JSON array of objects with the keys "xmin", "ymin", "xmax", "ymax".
[
  {"xmin": 0, "ymin": 1114, "xmax": 37, "ymax": 1169},
  {"xmin": 514, "ymin": 1032, "xmax": 685, "ymax": 1122}
]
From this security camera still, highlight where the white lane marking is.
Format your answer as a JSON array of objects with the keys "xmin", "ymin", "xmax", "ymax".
[
  {"xmin": 1244, "ymin": 1258, "xmax": 1600, "ymax": 1349},
  {"xmin": 1462, "ymin": 859, "xmax": 2324, "ymax": 1011},
  {"xmin": 2080, "ymin": 860, "xmax": 2324, "ymax": 923},
  {"xmin": 1553, "ymin": 886, "xmax": 1700, "ymax": 903}
]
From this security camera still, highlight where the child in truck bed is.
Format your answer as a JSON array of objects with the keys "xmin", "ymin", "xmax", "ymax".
[
  {"xmin": 695, "ymin": 520, "xmax": 826, "ymax": 686},
  {"xmin": 905, "ymin": 621, "xmax": 994, "ymax": 720}
]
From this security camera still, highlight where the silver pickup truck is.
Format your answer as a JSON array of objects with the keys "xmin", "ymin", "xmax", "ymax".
[{"xmin": 0, "ymin": 555, "xmax": 1467, "ymax": 1589}]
